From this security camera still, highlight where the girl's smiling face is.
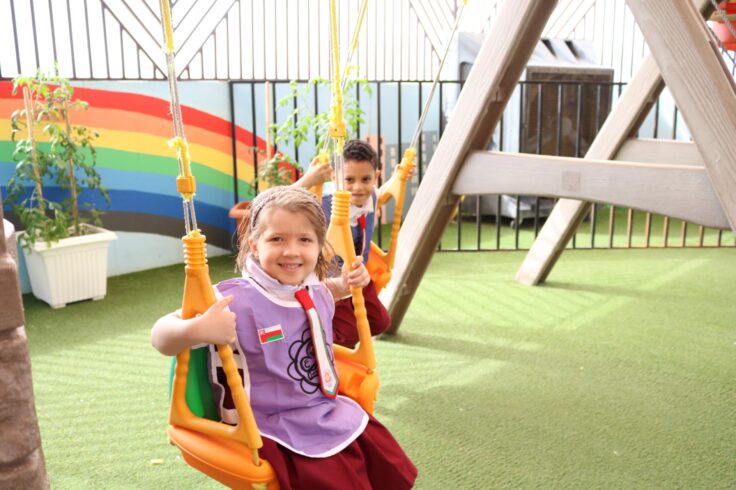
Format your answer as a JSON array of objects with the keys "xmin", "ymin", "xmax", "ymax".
[{"xmin": 248, "ymin": 208, "xmax": 320, "ymax": 285}]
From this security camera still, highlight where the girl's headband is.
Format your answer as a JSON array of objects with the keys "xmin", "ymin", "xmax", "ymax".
[{"xmin": 249, "ymin": 187, "xmax": 326, "ymax": 232}]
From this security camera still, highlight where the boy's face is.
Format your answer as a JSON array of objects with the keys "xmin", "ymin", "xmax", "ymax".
[{"xmin": 343, "ymin": 160, "xmax": 378, "ymax": 207}]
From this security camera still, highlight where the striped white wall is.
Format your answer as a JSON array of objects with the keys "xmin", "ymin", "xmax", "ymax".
[{"xmin": 1, "ymin": 0, "xmax": 732, "ymax": 87}]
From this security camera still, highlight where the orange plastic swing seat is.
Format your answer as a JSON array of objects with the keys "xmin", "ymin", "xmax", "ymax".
[
  {"xmin": 168, "ymin": 425, "xmax": 279, "ymax": 490},
  {"xmin": 335, "ymin": 355, "xmax": 380, "ymax": 415},
  {"xmin": 366, "ymin": 242, "xmax": 391, "ymax": 294},
  {"xmin": 167, "ymin": 357, "xmax": 376, "ymax": 490}
]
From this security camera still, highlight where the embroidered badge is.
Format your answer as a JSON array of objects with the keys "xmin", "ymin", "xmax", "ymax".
[
  {"xmin": 258, "ymin": 324, "xmax": 285, "ymax": 344},
  {"xmin": 287, "ymin": 329, "xmax": 320, "ymax": 395}
]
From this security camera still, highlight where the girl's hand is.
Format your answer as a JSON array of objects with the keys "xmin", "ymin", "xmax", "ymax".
[
  {"xmin": 343, "ymin": 256, "xmax": 370, "ymax": 290},
  {"xmin": 193, "ymin": 295, "xmax": 237, "ymax": 346},
  {"xmin": 151, "ymin": 295, "xmax": 237, "ymax": 356}
]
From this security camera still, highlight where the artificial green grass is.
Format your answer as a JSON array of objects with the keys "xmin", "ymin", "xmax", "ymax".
[{"xmin": 23, "ymin": 247, "xmax": 736, "ymax": 488}]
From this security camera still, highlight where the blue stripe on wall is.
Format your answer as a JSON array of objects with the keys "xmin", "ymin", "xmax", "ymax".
[
  {"xmin": 1, "ymin": 162, "xmax": 234, "ymax": 211},
  {"xmin": 1, "ymin": 187, "xmax": 233, "ymax": 233}
]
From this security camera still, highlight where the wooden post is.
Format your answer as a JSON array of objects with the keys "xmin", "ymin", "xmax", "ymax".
[
  {"xmin": 514, "ymin": 0, "xmax": 714, "ymax": 285},
  {"xmin": 382, "ymin": 0, "xmax": 559, "ymax": 332},
  {"xmin": 513, "ymin": 54, "xmax": 665, "ymax": 284},
  {"xmin": 0, "ymin": 194, "xmax": 49, "ymax": 489},
  {"xmin": 627, "ymin": 0, "xmax": 736, "ymax": 232}
]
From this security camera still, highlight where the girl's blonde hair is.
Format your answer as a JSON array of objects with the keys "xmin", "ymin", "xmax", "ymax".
[{"xmin": 236, "ymin": 186, "xmax": 330, "ymax": 280}]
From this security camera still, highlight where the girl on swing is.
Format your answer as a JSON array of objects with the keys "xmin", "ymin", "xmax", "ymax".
[{"xmin": 151, "ymin": 186, "xmax": 417, "ymax": 489}]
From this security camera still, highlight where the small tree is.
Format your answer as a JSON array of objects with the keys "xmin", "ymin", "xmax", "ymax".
[
  {"xmin": 258, "ymin": 78, "xmax": 371, "ymax": 188},
  {"xmin": 4, "ymin": 68, "xmax": 110, "ymax": 249}
]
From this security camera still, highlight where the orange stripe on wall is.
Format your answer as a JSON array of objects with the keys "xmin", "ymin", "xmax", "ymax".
[
  {"xmin": 0, "ymin": 98, "xmax": 260, "ymax": 168},
  {"xmin": 76, "ymin": 107, "xmax": 258, "ymax": 167},
  {"xmin": 0, "ymin": 118, "xmax": 255, "ymax": 181},
  {"xmin": 76, "ymin": 106, "xmax": 259, "ymax": 165}
]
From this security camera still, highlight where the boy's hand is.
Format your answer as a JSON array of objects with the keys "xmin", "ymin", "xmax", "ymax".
[
  {"xmin": 193, "ymin": 295, "xmax": 237, "ymax": 346},
  {"xmin": 299, "ymin": 157, "xmax": 332, "ymax": 188},
  {"xmin": 343, "ymin": 256, "xmax": 370, "ymax": 289},
  {"xmin": 407, "ymin": 160, "xmax": 417, "ymax": 178}
]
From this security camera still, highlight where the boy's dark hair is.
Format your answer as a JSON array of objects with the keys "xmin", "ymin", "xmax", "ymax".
[{"xmin": 343, "ymin": 139, "xmax": 378, "ymax": 170}]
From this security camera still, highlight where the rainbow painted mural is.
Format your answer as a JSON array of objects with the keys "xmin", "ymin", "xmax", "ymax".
[{"xmin": 0, "ymin": 80, "xmax": 265, "ymax": 250}]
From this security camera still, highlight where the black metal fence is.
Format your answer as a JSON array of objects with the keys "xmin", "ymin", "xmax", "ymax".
[{"xmin": 243, "ymin": 78, "xmax": 733, "ymax": 252}]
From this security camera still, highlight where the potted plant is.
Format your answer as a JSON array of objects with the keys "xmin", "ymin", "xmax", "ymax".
[
  {"xmin": 3, "ymin": 68, "xmax": 115, "ymax": 308},
  {"xmin": 264, "ymin": 78, "xmax": 369, "ymax": 185}
]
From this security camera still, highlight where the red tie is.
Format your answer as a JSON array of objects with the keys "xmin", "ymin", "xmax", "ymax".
[
  {"xmin": 294, "ymin": 288, "xmax": 339, "ymax": 398},
  {"xmin": 357, "ymin": 215, "xmax": 366, "ymax": 256}
]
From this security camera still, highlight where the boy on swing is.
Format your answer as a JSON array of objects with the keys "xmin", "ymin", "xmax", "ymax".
[{"xmin": 295, "ymin": 139, "xmax": 394, "ymax": 349}]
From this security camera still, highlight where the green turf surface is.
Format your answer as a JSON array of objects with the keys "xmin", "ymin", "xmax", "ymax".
[{"xmin": 23, "ymin": 247, "xmax": 736, "ymax": 489}]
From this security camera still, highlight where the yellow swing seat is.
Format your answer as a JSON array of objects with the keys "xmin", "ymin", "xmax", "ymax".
[
  {"xmin": 366, "ymin": 242, "xmax": 391, "ymax": 293},
  {"xmin": 168, "ymin": 425, "xmax": 278, "ymax": 490},
  {"xmin": 327, "ymin": 189, "xmax": 381, "ymax": 414},
  {"xmin": 366, "ymin": 147, "xmax": 416, "ymax": 295},
  {"xmin": 169, "ymin": 352, "xmax": 376, "ymax": 490},
  {"xmin": 334, "ymin": 349, "xmax": 380, "ymax": 414},
  {"xmin": 168, "ymin": 234, "xmax": 280, "ymax": 489}
]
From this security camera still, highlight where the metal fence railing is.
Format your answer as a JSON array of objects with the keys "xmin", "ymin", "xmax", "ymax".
[{"xmin": 239, "ymin": 78, "xmax": 733, "ymax": 252}]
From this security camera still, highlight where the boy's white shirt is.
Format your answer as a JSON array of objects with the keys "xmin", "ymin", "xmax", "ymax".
[{"xmin": 349, "ymin": 195, "xmax": 374, "ymax": 227}]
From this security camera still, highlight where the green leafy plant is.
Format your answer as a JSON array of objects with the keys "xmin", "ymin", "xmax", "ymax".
[
  {"xmin": 4, "ymin": 67, "xmax": 110, "ymax": 250},
  {"xmin": 258, "ymin": 77, "xmax": 372, "ymax": 187}
]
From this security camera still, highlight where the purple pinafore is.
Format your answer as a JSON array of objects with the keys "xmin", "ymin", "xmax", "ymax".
[{"xmin": 208, "ymin": 260, "xmax": 368, "ymax": 457}]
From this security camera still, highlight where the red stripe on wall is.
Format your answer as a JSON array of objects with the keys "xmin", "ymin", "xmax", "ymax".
[{"xmin": 0, "ymin": 81, "xmax": 265, "ymax": 150}]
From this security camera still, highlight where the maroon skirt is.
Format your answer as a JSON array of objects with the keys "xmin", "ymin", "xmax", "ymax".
[
  {"xmin": 258, "ymin": 415, "xmax": 417, "ymax": 489},
  {"xmin": 333, "ymin": 280, "xmax": 392, "ymax": 349}
]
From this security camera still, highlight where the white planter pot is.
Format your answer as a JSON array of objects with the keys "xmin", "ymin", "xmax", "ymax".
[{"xmin": 19, "ymin": 224, "xmax": 117, "ymax": 308}]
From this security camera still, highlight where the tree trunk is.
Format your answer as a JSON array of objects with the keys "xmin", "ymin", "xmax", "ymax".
[{"xmin": 0, "ymin": 191, "xmax": 49, "ymax": 489}]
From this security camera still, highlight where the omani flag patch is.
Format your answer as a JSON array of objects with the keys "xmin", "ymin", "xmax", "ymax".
[{"xmin": 258, "ymin": 325, "xmax": 285, "ymax": 344}]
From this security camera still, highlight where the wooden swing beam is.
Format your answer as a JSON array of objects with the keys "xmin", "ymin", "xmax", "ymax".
[
  {"xmin": 516, "ymin": 0, "xmax": 736, "ymax": 285},
  {"xmin": 381, "ymin": 0, "xmax": 559, "ymax": 331},
  {"xmin": 383, "ymin": 0, "xmax": 736, "ymax": 332}
]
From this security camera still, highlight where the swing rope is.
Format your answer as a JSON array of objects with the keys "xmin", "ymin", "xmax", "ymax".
[
  {"xmin": 159, "ymin": 0, "xmax": 265, "ymax": 470},
  {"xmin": 711, "ymin": 0, "xmax": 736, "ymax": 41},
  {"xmin": 377, "ymin": 0, "xmax": 469, "ymax": 270},
  {"xmin": 160, "ymin": 0, "xmax": 197, "ymax": 234},
  {"xmin": 311, "ymin": 0, "xmax": 369, "ymax": 201},
  {"xmin": 325, "ymin": 0, "xmax": 377, "ymax": 374},
  {"xmin": 329, "ymin": 0, "xmax": 347, "ymax": 189}
]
